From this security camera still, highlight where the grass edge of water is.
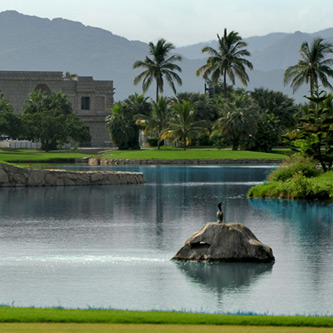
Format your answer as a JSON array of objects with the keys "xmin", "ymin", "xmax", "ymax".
[{"xmin": 0, "ymin": 307, "xmax": 332, "ymax": 327}]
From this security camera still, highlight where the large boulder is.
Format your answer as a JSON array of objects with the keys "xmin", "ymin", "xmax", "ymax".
[{"xmin": 172, "ymin": 222, "xmax": 274, "ymax": 263}]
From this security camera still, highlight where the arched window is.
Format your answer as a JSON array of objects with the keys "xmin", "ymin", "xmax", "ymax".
[{"xmin": 34, "ymin": 84, "xmax": 52, "ymax": 95}]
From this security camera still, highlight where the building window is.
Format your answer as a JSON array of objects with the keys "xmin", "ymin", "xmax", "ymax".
[{"xmin": 81, "ymin": 97, "xmax": 90, "ymax": 110}]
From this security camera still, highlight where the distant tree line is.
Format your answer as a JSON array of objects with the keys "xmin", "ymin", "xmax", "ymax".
[{"xmin": 105, "ymin": 29, "xmax": 333, "ymax": 171}]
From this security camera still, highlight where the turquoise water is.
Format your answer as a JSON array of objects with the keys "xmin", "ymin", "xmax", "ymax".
[{"xmin": 0, "ymin": 165, "xmax": 332, "ymax": 315}]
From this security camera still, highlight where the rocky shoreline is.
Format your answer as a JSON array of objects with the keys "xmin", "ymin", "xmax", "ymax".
[
  {"xmin": 88, "ymin": 158, "xmax": 283, "ymax": 166},
  {"xmin": 0, "ymin": 163, "xmax": 146, "ymax": 187}
]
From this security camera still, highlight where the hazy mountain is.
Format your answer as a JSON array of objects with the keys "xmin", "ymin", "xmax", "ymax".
[{"xmin": 1, "ymin": 10, "xmax": 332, "ymax": 102}]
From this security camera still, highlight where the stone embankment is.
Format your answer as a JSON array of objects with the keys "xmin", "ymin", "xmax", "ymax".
[
  {"xmin": 89, "ymin": 158, "xmax": 283, "ymax": 166},
  {"xmin": 0, "ymin": 163, "xmax": 145, "ymax": 187}
]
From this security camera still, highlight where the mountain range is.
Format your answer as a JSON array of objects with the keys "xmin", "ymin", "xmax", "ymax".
[{"xmin": 1, "ymin": 10, "xmax": 333, "ymax": 102}]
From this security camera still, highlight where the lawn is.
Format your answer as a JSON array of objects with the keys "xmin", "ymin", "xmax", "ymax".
[
  {"xmin": 0, "ymin": 148, "xmax": 289, "ymax": 166},
  {"xmin": 0, "ymin": 307, "xmax": 332, "ymax": 328},
  {"xmin": 100, "ymin": 148, "xmax": 289, "ymax": 160},
  {"xmin": 0, "ymin": 149, "xmax": 95, "ymax": 165},
  {"xmin": 1, "ymin": 323, "xmax": 332, "ymax": 332}
]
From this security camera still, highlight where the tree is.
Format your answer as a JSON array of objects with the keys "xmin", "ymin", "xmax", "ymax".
[
  {"xmin": 245, "ymin": 113, "xmax": 281, "ymax": 152},
  {"xmin": 284, "ymin": 91, "xmax": 333, "ymax": 171},
  {"xmin": 162, "ymin": 100, "xmax": 208, "ymax": 150},
  {"xmin": 284, "ymin": 38, "xmax": 333, "ymax": 96},
  {"xmin": 22, "ymin": 90, "xmax": 90, "ymax": 151},
  {"xmin": 135, "ymin": 97, "xmax": 171, "ymax": 150},
  {"xmin": 213, "ymin": 92, "xmax": 259, "ymax": 150},
  {"xmin": 196, "ymin": 29, "xmax": 253, "ymax": 99},
  {"xmin": 64, "ymin": 72, "xmax": 78, "ymax": 80},
  {"xmin": 250, "ymin": 88, "xmax": 297, "ymax": 130},
  {"xmin": 176, "ymin": 92, "xmax": 220, "ymax": 124},
  {"xmin": 133, "ymin": 39, "xmax": 182, "ymax": 102},
  {"xmin": 0, "ymin": 91, "xmax": 23, "ymax": 139},
  {"xmin": 105, "ymin": 101, "xmax": 140, "ymax": 150},
  {"xmin": 125, "ymin": 93, "xmax": 151, "ymax": 117},
  {"xmin": 245, "ymin": 88, "xmax": 297, "ymax": 152}
]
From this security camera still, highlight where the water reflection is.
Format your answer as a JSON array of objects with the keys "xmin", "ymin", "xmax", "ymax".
[
  {"xmin": 175, "ymin": 261, "xmax": 273, "ymax": 293},
  {"xmin": 1, "ymin": 165, "xmax": 332, "ymax": 314}
]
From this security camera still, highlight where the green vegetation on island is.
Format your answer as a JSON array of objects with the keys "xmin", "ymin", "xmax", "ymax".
[
  {"xmin": 248, "ymin": 89, "xmax": 333, "ymax": 201},
  {"xmin": 248, "ymin": 157, "xmax": 333, "ymax": 201}
]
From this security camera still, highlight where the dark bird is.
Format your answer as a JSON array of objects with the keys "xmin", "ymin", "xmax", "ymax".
[{"xmin": 217, "ymin": 201, "xmax": 224, "ymax": 223}]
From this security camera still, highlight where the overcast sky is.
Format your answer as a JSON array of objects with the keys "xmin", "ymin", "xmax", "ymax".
[{"xmin": 0, "ymin": 0, "xmax": 332, "ymax": 45}]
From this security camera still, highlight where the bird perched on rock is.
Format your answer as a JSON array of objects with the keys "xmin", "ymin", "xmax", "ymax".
[{"xmin": 217, "ymin": 201, "xmax": 224, "ymax": 223}]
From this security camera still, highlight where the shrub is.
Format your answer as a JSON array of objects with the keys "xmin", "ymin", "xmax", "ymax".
[
  {"xmin": 268, "ymin": 156, "xmax": 321, "ymax": 182},
  {"xmin": 248, "ymin": 161, "xmax": 332, "ymax": 201}
]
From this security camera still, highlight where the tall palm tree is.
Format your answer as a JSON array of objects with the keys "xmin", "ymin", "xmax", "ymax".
[
  {"xmin": 214, "ymin": 93, "xmax": 259, "ymax": 150},
  {"xmin": 135, "ymin": 97, "xmax": 171, "ymax": 150},
  {"xmin": 196, "ymin": 29, "xmax": 253, "ymax": 99},
  {"xmin": 133, "ymin": 39, "xmax": 182, "ymax": 102},
  {"xmin": 284, "ymin": 38, "xmax": 333, "ymax": 96},
  {"xmin": 162, "ymin": 100, "xmax": 208, "ymax": 150}
]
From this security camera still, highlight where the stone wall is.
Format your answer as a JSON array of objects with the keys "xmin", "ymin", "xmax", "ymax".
[{"xmin": 0, "ymin": 163, "xmax": 145, "ymax": 187}]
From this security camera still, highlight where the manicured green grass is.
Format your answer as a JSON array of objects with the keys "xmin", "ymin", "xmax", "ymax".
[
  {"xmin": 0, "ymin": 307, "xmax": 332, "ymax": 328},
  {"xmin": 1, "ymin": 323, "xmax": 331, "ymax": 332},
  {"xmin": 0, "ymin": 149, "xmax": 95, "ymax": 165},
  {"xmin": 100, "ymin": 148, "xmax": 288, "ymax": 160},
  {"xmin": 0, "ymin": 148, "xmax": 288, "ymax": 167}
]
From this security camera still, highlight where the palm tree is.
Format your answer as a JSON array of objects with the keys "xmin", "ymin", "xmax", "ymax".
[
  {"xmin": 214, "ymin": 93, "xmax": 259, "ymax": 150},
  {"xmin": 125, "ymin": 93, "xmax": 151, "ymax": 117},
  {"xmin": 133, "ymin": 39, "xmax": 182, "ymax": 102},
  {"xmin": 250, "ymin": 88, "xmax": 297, "ymax": 129},
  {"xmin": 135, "ymin": 97, "xmax": 171, "ymax": 150},
  {"xmin": 196, "ymin": 29, "xmax": 253, "ymax": 99},
  {"xmin": 162, "ymin": 100, "xmax": 208, "ymax": 150},
  {"xmin": 284, "ymin": 38, "xmax": 333, "ymax": 96}
]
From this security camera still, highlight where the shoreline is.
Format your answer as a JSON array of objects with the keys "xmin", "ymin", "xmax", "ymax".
[{"xmin": 88, "ymin": 158, "xmax": 283, "ymax": 166}]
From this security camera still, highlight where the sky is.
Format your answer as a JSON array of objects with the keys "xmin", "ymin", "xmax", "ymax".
[{"xmin": 0, "ymin": 0, "xmax": 333, "ymax": 46}]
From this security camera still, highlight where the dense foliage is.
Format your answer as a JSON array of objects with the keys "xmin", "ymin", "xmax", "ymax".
[
  {"xmin": 162, "ymin": 100, "xmax": 208, "ymax": 150},
  {"xmin": 284, "ymin": 91, "xmax": 333, "ymax": 171},
  {"xmin": 0, "ymin": 91, "xmax": 23, "ymax": 139},
  {"xmin": 22, "ymin": 91, "xmax": 90, "ymax": 151},
  {"xmin": 106, "ymin": 99, "xmax": 141, "ymax": 150},
  {"xmin": 248, "ymin": 157, "xmax": 332, "ymax": 201},
  {"xmin": 135, "ymin": 97, "xmax": 170, "ymax": 150}
]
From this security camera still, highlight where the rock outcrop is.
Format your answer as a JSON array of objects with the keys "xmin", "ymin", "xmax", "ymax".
[
  {"xmin": 172, "ymin": 222, "xmax": 274, "ymax": 263},
  {"xmin": 0, "ymin": 163, "xmax": 146, "ymax": 187}
]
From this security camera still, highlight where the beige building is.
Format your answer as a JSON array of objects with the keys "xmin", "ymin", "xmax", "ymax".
[{"xmin": 0, "ymin": 71, "xmax": 114, "ymax": 147}]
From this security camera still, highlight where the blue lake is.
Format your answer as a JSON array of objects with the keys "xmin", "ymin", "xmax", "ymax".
[{"xmin": 0, "ymin": 165, "xmax": 332, "ymax": 315}]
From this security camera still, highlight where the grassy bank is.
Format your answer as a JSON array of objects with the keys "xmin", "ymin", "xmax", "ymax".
[
  {"xmin": 0, "ymin": 148, "xmax": 289, "ymax": 166},
  {"xmin": 100, "ymin": 148, "xmax": 289, "ymax": 160},
  {"xmin": 0, "ymin": 149, "xmax": 95, "ymax": 165},
  {"xmin": 1, "ymin": 323, "xmax": 332, "ymax": 333},
  {"xmin": 248, "ymin": 158, "xmax": 333, "ymax": 201},
  {"xmin": 0, "ymin": 307, "xmax": 332, "ymax": 328}
]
